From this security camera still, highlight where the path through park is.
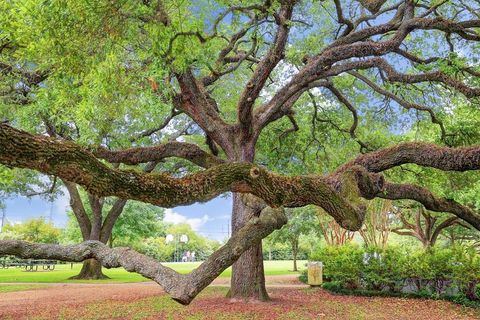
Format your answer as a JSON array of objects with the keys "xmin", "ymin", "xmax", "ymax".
[{"xmin": 0, "ymin": 275, "xmax": 478, "ymax": 320}]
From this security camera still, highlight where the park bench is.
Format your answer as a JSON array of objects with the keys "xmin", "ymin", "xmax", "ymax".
[{"xmin": 0, "ymin": 256, "xmax": 57, "ymax": 271}]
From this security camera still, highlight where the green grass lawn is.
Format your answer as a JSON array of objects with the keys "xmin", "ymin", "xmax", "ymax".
[
  {"xmin": 0, "ymin": 260, "xmax": 305, "ymax": 284},
  {"xmin": 0, "ymin": 284, "xmax": 48, "ymax": 293}
]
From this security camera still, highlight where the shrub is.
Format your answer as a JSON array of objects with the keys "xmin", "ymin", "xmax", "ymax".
[
  {"xmin": 310, "ymin": 244, "xmax": 363, "ymax": 289},
  {"xmin": 361, "ymin": 246, "xmax": 406, "ymax": 292},
  {"xmin": 310, "ymin": 244, "xmax": 480, "ymax": 303},
  {"xmin": 451, "ymin": 246, "xmax": 480, "ymax": 300},
  {"xmin": 298, "ymin": 270, "xmax": 307, "ymax": 284}
]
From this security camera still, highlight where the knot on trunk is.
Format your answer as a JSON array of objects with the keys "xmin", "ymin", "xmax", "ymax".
[{"xmin": 249, "ymin": 167, "xmax": 261, "ymax": 178}]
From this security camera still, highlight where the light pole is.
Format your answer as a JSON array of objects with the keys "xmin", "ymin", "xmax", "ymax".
[
  {"xmin": 165, "ymin": 233, "xmax": 188, "ymax": 262},
  {"xmin": 0, "ymin": 203, "xmax": 6, "ymax": 233}
]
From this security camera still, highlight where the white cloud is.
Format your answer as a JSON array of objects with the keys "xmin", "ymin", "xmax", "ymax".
[
  {"xmin": 54, "ymin": 190, "xmax": 70, "ymax": 216},
  {"xmin": 163, "ymin": 209, "xmax": 210, "ymax": 231}
]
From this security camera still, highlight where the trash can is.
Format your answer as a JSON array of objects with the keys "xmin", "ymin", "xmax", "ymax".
[{"xmin": 307, "ymin": 261, "xmax": 323, "ymax": 286}]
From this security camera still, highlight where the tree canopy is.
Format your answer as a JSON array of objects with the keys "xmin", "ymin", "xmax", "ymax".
[{"xmin": 1, "ymin": 0, "xmax": 480, "ymax": 304}]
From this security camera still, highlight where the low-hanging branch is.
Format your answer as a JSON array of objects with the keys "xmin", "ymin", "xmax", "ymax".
[
  {"xmin": 0, "ymin": 205, "xmax": 287, "ymax": 305},
  {"xmin": 0, "ymin": 124, "xmax": 369, "ymax": 230}
]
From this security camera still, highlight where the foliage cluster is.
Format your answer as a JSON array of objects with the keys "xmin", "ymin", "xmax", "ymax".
[
  {"xmin": 304, "ymin": 244, "xmax": 480, "ymax": 303},
  {"xmin": 0, "ymin": 218, "xmax": 60, "ymax": 243}
]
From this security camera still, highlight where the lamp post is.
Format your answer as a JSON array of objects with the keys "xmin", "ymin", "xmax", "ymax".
[
  {"xmin": 165, "ymin": 233, "xmax": 188, "ymax": 262},
  {"xmin": 0, "ymin": 203, "xmax": 6, "ymax": 233}
]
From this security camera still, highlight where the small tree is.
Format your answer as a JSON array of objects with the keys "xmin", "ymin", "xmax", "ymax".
[
  {"xmin": 359, "ymin": 199, "xmax": 393, "ymax": 249},
  {"xmin": 62, "ymin": 200, "xmax": 165, "ymax": 248},
  {"xmin": 271, "ymin": 207, "xmax": 317, "ymax": 271},
  {"xmin": 316, "ymin": 208, "xmax": 355, "ymax": 246}
]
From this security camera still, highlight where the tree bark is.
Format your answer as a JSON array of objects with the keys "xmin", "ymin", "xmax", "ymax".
[
  {"xmin": 228, "ymin": 193, "xmax": 269, "ymax": 301},
  {"xmin": 225, "ymin": 138, "xmax": 271, "ymax": 301}
]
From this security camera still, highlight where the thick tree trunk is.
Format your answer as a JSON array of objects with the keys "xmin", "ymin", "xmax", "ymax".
[
  {"xmin": 70, "ymin": 221, "xmax": 110, "ymax": 280},
  {"xmin": 72, "ymin": 231, "xmax": 110, "ymax": 280},
  {"xmin": 228, "ymin": 193, "xmax": 269, "ymax": 301},
  {"xmin": 226, "ymin": 140, "xmax": 270, "ymax": 301},
  {"xmin": 70, "ymin": 258, "xmax": 109, "ymax": 280}
]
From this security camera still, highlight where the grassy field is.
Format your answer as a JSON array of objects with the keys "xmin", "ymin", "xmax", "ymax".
[
  {"xmin": 0, "ymin": 260, "xmax": 306, "ymax": 284},
  {"xmin": 0, "ymin": 284, "xmax": 48, "ymax": 293}
]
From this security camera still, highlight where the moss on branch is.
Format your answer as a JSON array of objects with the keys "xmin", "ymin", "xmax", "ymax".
[{"xmin": 0, "ymin": 124, "xmax": 367, "ymax": 230}]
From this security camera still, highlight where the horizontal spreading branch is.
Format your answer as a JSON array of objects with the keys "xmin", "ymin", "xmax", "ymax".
[
  {"xmin": 326, "ymin": 142, "xmax": 480, "ymax": 230},
  {"xmin": 0, "ymin": 124, "xmax": 368, "ymax": 230},
  {"xmin": 339, "ymin": 142, "xmax": 480, "ymax": 173},
  {"xmin": 1, "ymin": 124, "xmax": 479, "ymax": 232},
  {"xmin": 0, "ymin": 205, "xmax": 287, "ymax": 305},
  {"xmin": 329, "ymin": 142, "xmax": 480, "ymax": 230},
  {"xmin": 94, "ymin": 142, "xmax": 224, "ymax": 168}
]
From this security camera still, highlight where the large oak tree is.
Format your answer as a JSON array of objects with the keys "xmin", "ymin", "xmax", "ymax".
[{"xmin": 1, "ymin": 0, "xmax": 480, "ymax": 304}]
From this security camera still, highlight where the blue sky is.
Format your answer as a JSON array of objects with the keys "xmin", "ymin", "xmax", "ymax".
[{"xmin": 2, "ymin": 193, "xmax": 233, "ymax": 242}]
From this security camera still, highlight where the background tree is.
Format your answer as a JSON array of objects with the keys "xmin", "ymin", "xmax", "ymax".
[
  {"xmin": 62, "ymin": 200, "xmax": 165, "ymax": 247},
  {"xmin": 359, "ymin": 199, "xmax": 393, "ymax": 249},
  {"xmin": 270, "ymin": 207, "xmax": 317, "ymax": 271},
  {"xmin": 392, "ymin": 206, "xmax": 469, "ymax": 248},
  {"xmin": 316, "ymin": 208, "xmax": 356, "ymax": 246},
  {"xmin": 61, "ymin": 197, "xmax": 165, "ymax": 279},
  {"xmin": 1, "ymin": 218, "xmax": 60, "ymax": 244},
  {"xmin": 110, "ymin": 202, "xmax": 166, "ymax": 248}
]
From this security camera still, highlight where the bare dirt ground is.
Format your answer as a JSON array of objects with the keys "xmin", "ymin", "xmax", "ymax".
[{"xmin": 0, "ymin": 275, "xmax": 478, "ymax": 320}]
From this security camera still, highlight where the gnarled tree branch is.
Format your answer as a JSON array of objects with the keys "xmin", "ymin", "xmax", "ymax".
[
  {"xmin": 0, "ymin": 124, "xmax": 368, "ymax": 230},
  {"xmin": 94, "ymin": 141, "xmax": 224, "ymax": 169},
  {"xmin": 0, "ymin": 204, "xmax": 287, "ymax": 305},
  {"xmin": 340, "ymin": 142, "xmax": 480, "ymax": 173},
  {"xmin": 237, "ymin": 1, "xmax": 295, "ymax": 141}
]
